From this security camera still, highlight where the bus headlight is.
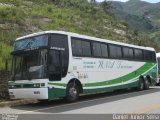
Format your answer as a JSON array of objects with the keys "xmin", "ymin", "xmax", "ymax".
[
  {"xmin": 34, "ymin": 83, "xmax": 40, "ymax": 87},
  {"xmin": 41, "ymin": 83, "xmax": 45, "ymax": 87}
]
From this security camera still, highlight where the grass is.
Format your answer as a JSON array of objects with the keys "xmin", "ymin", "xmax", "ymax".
[{"xmin": 0, "ymin": 6, "xmax": 25, "ymax": 23}]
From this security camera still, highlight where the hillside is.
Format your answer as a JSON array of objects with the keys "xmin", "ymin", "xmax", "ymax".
[
  {"xmin": 110, "ymin": 1, "xmax": 154, "ymax": 31},
  {"xmin": 108, "ymin": 0, "xmax": 160, "ymax": 47},
  {"xmin": 0, "ymin": 0, "xmax": 159, "ymax": 70}
]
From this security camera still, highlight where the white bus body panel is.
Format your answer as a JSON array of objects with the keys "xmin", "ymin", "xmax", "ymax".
[{"xmin": 9, "ymin": 88, "xmax": 48, "ymax": 99}]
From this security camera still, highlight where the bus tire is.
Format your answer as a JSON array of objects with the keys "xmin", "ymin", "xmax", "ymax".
[
  {"xmin": 65, "ymin": 82, "xmax": 79, "ymax": 102},
  {"xmin": 144, "ymin": 77, "xmax": 150, "ymax": 90},
  {"xmin": 137, "ymin": 77, "xmax": 144, "ymax": 91}
]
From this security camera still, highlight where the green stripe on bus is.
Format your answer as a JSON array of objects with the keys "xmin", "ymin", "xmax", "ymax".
[
  {"xmin": 48, "ymin": 88, "xmax": 66, "ymax": 99},
  {"xmin": 83, "ymin": 81, "xmax": 138, "ymax": 94},
  {"xmin": 48, "ymin": 62, "xmax": 156, "ymax": 87},
  {"xmin": 85, "ymin": 63, "xmax": 155, "ymax": 87}
]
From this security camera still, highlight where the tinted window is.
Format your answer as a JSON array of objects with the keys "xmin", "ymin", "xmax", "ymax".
[
  {"xmin": 71, "ymin": 37, "xmax": 91, "ymax": 57},
  {"xmin": 109, "ymin": 45, "xmax": 122, "ymax": 59},
  {"xmin": 152, "ymin": 52, "xmax": 156, "ymax": 62},
  {"xmin": 117, "ymin": 46, "xmax": 122, "ymax": 58},
  {"xmin": 144, "ymin": 50, "xmax": 152, "ymax": 61},
  {"xmin": 50, "ymin": 34, "xmax": 68, "ymax": 48},
  {"xmin": 128, "ymin": 48, "xmax": 134, "ymax": 59},
  {"xmin": 123, "ymin": 47, "xmax": 129, "ymax": 58},
  {"xmin": 144, "ymin": 50, "xmax": 156, "ymax": 62},
  {"xmin": 134, "ymin": 49, "xmax": 143, "ymax": 60},
  {"xmin": 71, "ymin": 38, "xmax": 82, "ymax": 56},
  {"xmin": 109, "ymin": 45, "xmax": 117, "ymax": 58},
  {"xmin": 81, "ymin": 40, "xmax": 91, "ymax": 57},
  {"xmin": 50, "ymin": 34, "xmax": 69, "ymax": 77},
  {"xmin": 123, "ymin": 47, "xmax": 134, "ymax": 59},
  {"xmin": 93, "ymin": 42, "xmax": 101, "ymax": 57},
  {"xmin": 101, "ymin": 44, "xmax": 108, "ymax": 58}
]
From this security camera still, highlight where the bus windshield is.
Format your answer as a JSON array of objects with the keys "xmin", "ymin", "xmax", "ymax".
[
  {"xmin": 12, "ymin": 49, "xmax": 48, "ymax": 80},
  {"xmin": 14, "ymin": 35, "xmax": 48, "ymax": 51}
]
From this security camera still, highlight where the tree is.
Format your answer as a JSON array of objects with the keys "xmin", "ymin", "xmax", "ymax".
[{"xmin": 101, "ymin": 0, "xmax": 112, "ymax": 13}]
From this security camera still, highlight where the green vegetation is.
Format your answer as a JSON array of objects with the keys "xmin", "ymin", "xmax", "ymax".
[
  {"xmin": 0, "ymin": 0, "xmax": 159, "ymax": 70},
  {"xmin": 0, "ymin": 42, "xmax": 12, "ymax": 69},
  {"xmin": 109, "ymin": 0, "xmax": 160, "ymax": 51}
]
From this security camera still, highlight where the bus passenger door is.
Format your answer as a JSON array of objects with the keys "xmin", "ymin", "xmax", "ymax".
[
  {"xmin": 48, "ymin": 50, "xmax": 62, "ymax": 81},
  {"xmin": 48, "ymin": 34, "xmax": 69, "ymax": 81}
]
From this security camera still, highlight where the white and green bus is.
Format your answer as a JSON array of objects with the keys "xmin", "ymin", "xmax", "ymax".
[{"xmin": 9, "ymin": 31, "xmax": 158, "ymax": 102}]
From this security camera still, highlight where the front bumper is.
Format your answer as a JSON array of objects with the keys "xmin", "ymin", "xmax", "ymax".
[{"xmin": 9, "ymin": 88, "xmax": 48, "ymax": 100}]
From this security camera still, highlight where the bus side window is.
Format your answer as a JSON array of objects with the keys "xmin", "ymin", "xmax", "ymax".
[
  {"xmin": 122, "ymin": 47, "xmax": 134, "ymax": 60},
  {"xmin": 71, "ymin": 38, "xmax": 82, "ymax": 56},
  {"xmin": 109, "ymin": 45, "xmax": 122, "ymax": 59},
  {"xmin": 71, "ymin": 37, "xmax": 91, "ymax": 57},
  {"xmin": 93, "ymin": 42, "xmax": 102, "ymax": 57},
  {"xmin": 134, "ymin": 49, "xmax": 143, "ymax": 61},
  {"xmin": 117, "ymin": 46, "xmax": 122, "ymax": 58},
  {"xmin": 81, "ymin": 40, "xmax": 91, "ymax": 57},
  {"xmin": 109, "ymin": 45, "xmax": 117, "ymax": 58},
  {"xmin": 152, "ymin": 52, "xmax": 156, "ymax": 62},
  {"xmin": 144, "ymin": 50, "xmax": 152, "ymax": 61},
  {"xmin": 101, "ymin": 44, "xmax": 108, "ymax": 58},
  {"xmin": 128, "ymin": 48, "xmax": 134, "ymax": 59}
]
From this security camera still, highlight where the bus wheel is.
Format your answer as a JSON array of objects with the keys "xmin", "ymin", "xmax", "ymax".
[
  {"xmin": 144, "ymin": 77, "xmax": 150, "ymax": 90},
  {"xmin": 138, "ymin": 77, "xmax": 144, "ymax": 91},
  {"xmin": 66, "ymin": 82, "xmax": 79, "ymax": 102}
]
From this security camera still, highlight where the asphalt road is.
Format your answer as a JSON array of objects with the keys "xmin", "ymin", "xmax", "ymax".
[{"xmin": 1, "ymin": 87, "xmax": 160, "ymax": 120}]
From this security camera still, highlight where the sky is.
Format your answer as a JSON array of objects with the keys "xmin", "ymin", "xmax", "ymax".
[{"xmin": 96, "ymin": 0, "xmax": 160, "ymax": 3}]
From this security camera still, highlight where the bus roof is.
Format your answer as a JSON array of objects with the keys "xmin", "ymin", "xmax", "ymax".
[{"xmin": 16, "ymin": 30, "xmax": 155, "ymax": 51}]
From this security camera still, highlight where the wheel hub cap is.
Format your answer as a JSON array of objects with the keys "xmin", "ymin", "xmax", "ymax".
[{"xmin": 69, "ymin": 87, "xmax": 77, "ymax": 97}]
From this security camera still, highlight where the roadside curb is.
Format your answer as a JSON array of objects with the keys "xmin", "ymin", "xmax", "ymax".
[{"xmin": 0, "ymin": 99, "xmax": 38, "ymax": 107}]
